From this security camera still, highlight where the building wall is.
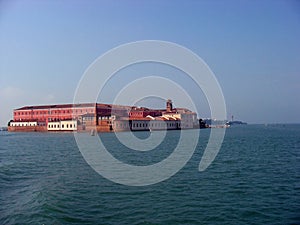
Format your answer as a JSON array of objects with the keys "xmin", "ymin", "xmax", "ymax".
[
  {"xmin": 13, "ymin": 105, "xmax": 97, "ymax": 124},
  {"xmin": 180, "ymin": 114, "xmax": 193, "ymax": 129},
  {"xmin": 112, "ymin": 120, "xmax": 131, "ymax": 131},
  {"xmin": 60, "ymin": 121, "xmax": 77, "ymax": 131},
  {"xmin": 131, "ymin": 120, "xmax": 150, "ymax": 131},
  {"xmin": 129, "ymin": 110, "xmax": 162, "ymax": 118},
  {"xmin": 8, "ymin": 126, "xmax": 47, "ymax": 132},
  {"xmin": 10, "ymin": 121, "xmax": 38, "ymax": 127},
  {"xmin": 149, "ymin": 120, "xmax": 180, "ymax": 130},
  {"xmin": 47, "ymin": 120, "xmax": 77, "ymax": 131},
  {"xmin": 13, "ymin": 109, "xmax": 49, "ymax": 122},
  {"xmin": 162, "ymin": 113, "xmax": 195, "ymax": 129},
  {"xmin": 113, "ymin": 119, "xmax": 180, "ymax": 131},
  {"xmin": 47, "ymin": 122, "xmax": 61, "ymax": 131}
]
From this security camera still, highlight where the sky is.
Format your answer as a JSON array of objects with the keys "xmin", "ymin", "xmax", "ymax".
[{"xmin": 0, "ymin": 0, "xmax": 300, "ymax": 126}]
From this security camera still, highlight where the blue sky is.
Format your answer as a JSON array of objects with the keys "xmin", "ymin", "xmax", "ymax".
[{"xmin": 0, "ymin": 0, "xmax": 299, "ymax": 126}]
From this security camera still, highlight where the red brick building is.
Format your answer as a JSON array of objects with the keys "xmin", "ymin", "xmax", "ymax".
[
  {"xmin": 9, "ymin": 103, "xmax": 127, "ymax": 131},
  {"xmin": 8, "ymin": 100, "xmax": 199, "ymax": 132}
]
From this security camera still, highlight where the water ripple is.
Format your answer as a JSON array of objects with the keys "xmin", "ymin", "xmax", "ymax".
[{"xmin": 0, "ymin": 125, "xmax": 299, "ymax": 224}]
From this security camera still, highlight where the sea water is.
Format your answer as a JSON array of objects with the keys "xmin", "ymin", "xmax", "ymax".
[{"xmin": 0, "ymin": 124, "xmax": 299, "ymax": 224}]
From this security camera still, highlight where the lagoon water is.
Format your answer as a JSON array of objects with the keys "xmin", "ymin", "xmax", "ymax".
[{"xmin": 1, "ymin": 125, "xmax": 299, "ymax": 224}]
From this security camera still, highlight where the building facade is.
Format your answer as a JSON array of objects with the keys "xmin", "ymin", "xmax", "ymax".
[{"xmin": 8, "ymin": 100, "xmax": 200, "ymax": 132}]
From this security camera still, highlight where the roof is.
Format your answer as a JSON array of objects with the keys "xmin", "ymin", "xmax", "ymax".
[
  {"xmin": 15, "ymin": 102, "xmax": 131, "ymax": 111},
  {"xmin": 163, "ymin": 117, "xmax": 178, "ymax": 121},
  {"xmin": 14, "ymin": 102, "xmax": 196, "ymax": 117},
  {"xmin": 16, "ymin": 103, "xmax": 97, "ymax": 110}
]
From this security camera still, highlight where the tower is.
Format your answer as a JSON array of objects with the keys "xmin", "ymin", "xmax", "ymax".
[{"xmin": 166, "ymin": 99, "xmax": 173, "ymax": 112}]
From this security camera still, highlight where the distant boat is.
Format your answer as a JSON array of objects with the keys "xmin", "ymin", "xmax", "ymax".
[{"xmin": 226, "ymin": 121, "xmax": 247, "ymax": 126}]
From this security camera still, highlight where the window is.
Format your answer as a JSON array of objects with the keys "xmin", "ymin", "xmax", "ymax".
[
  {"xmin": 62, "ymin": 124, "xmax": 64, "ymax": 128},
  {"xmin": 66, "ymin": 124, "xmax": 69, "ymax": 128},
  {"xmin": 70, "ymin": 124, "xmax": 72, "ymax": 128}
]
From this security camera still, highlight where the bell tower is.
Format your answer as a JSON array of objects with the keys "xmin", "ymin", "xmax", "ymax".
[{"xmin": 166, "ymin": 99, "xmax": 173, "ymax": 112}]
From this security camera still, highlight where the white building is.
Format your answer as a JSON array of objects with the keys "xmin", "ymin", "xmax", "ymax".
[
  {"xmin": 47, "ymin": 120, "xmax": 77, "ymax": 131},
  {"xmin": 162, "ymin": 110, "xmax": 197, "ymax": 129},
  {"xmin": 10, "ymin": 121, "xmax": 38, "ymax": 127}
]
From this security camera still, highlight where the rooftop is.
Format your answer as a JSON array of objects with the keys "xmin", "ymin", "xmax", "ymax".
[{"xmin": 16, "ymin": 103, "xmax": 97, "ymax": 110}]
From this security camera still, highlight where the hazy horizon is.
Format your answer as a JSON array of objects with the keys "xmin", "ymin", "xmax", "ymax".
[{"xmin": 1, "ymin": 0, "xmax": 300, "ymax": 126}]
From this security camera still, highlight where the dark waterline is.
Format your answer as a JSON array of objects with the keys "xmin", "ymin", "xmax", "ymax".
[{"xmin": 1, "ymin": 125, "xmax": 299, "ymax": 224}]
